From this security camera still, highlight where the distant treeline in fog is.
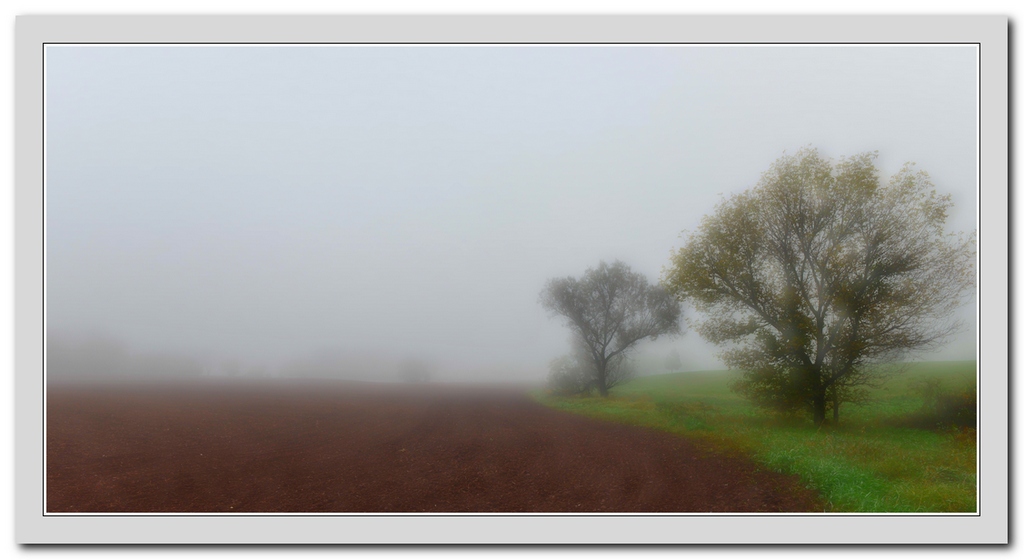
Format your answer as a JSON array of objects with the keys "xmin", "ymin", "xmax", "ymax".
[
  {"xmin": 46, "ymin": 334, "xmax": 206, "ymax": 383},
  {"xmin": 46, "ymin": 333, "xmax": 440, "ymax": 384},
  {"xmin": 46, "ymin": 331, "xmax": 691, "ymax": 385}
]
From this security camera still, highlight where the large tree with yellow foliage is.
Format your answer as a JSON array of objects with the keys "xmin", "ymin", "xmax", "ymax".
[{"xmin": 663, "ymin": 149, "xmax": 975, "ymax": 425}]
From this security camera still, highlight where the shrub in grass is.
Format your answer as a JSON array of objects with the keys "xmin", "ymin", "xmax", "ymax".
[
  {"xmin": 900, "ymin": 378, "xmax": 976, "ymax": 430},
  {"xmin": 547, "ymin": 355, "xmax": 594, "ymax": 396},
  {"xmin": 935, "ymin": 391, "xmax": 976, "ymax": 429}
]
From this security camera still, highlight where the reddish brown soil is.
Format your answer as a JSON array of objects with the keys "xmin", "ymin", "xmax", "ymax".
[{"xmin": 46, "ymin": 381, "xmax": 823, "ymax": 513}]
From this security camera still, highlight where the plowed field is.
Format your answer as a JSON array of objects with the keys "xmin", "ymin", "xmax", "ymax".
[{"xmin": 46, "ymin": 382, "xmax": 823, "ymax": 513}]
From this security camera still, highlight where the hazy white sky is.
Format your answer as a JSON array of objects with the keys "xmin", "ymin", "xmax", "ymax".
[{"xmin": 45, "ymin": 44, "xmax": 978, "ymax": 380}]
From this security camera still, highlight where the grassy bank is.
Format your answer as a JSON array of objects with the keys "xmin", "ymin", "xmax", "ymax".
[{"xmin": 534, "ymin": 361, "xmax": 977, "ymax": 513}]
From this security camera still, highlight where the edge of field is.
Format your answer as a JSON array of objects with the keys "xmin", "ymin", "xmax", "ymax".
[{"xmin": 532, "ymin": 361, "xmax": 977, "ymax": 513}]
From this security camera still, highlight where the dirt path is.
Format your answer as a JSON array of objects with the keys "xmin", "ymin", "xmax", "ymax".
[{"xmin": 46, "ymin": 381, "xmax": 823, "ymax": 513}]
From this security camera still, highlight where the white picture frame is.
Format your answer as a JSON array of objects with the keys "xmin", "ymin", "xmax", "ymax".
[{"xmin": 15, "ymin": 14, "xmax": 1008, "ymax": 544}]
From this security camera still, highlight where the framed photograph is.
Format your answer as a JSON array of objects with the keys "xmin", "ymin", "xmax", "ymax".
[{"xmin": 15, "ymin": 15, "xmax": 1007, "ymax": 544}]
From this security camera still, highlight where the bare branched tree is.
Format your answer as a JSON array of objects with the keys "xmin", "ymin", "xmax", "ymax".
[
  {"xmin": 663, "ymin": 148, "xmax": 975, "ymax": 425},
  {"xmin": 540, "ymin": 261, "xmax": 682, "ymax": 396}
]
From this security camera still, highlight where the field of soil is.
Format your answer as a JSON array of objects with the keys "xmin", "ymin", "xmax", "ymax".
[{"xmin": 46, "ymin": 381, "xmax": 823, "ymax": 513}]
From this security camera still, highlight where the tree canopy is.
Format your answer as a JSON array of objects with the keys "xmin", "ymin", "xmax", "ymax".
[
  {"xmin": 663, "ymin": 149, "xmax": 975, "ymax": 425},
  {"xmin": 541, "ymin": 261, "xmax": 682, "ymax": 396}
]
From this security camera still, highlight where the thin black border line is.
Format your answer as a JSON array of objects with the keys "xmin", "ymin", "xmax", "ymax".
[
  {"xmin": 976, "ymin": 40, "xmax": 983, "ymax": 517},
  {"xmin": 41, "ymin": 41, "xmax": 46, "ymax": 520},
  {"xmin": 40, "ymin": 41, "xmax": 980, "ymax": 45},
  {"xmin": 39, "ymin": 515, "xmax": 983, "ymax": 520},
  {"xmin": 39, "ymin": 41, "xmax": 985, "ymax": 520}
]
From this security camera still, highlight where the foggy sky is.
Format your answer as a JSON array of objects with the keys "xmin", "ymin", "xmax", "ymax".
[{"xmin": 45, "ymin": 45, "xmax": 978, "ymax": 382}]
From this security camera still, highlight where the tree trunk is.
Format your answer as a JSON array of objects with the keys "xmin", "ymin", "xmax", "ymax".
[
  {"xmin": 812, "ymin": 394, "xmax": 826, "ymax": 427},
  {"xmin": 596, "ymin": 365, "xmax": 609, "ymax": 397},
  {"xmin": 808, "ymin": 364, "xmax": 827, "ymax": 426}
]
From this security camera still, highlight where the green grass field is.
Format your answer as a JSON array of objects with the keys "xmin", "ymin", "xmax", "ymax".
[{"xmin": 534, "ymin": 361, "xmax": 977, "ymax": 513}]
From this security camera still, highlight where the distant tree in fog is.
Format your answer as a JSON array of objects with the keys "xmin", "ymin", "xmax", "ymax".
[
  {"xmin": 399, "ymin": 359, "xmax": 433, "ymax": 383},
  {"xmin": 540, "ymin": 261, "xmax": 682, "ymax": 396},
  {"xmin": 47, "ymin": 334, "xmax": 130, "ymax": 382},
  {"xmin": 664, "ymin": 349, "xmax": 683, "ymax": 372},
  {"xmin": 47, "ymin": 333, "xmax": 204, "ymax": 383}
]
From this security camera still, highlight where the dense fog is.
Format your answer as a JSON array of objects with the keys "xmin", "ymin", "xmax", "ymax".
[{"xmin": 45, "ymin": 45, "xmax": 978, "ymax": 384}]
